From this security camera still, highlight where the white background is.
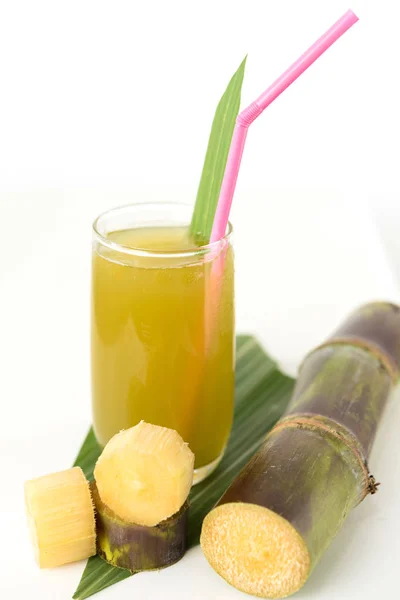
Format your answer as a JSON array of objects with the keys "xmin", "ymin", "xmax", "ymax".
[{"xmin": 1, "ymin": 1, "xmax": 400, "ymax": 599}]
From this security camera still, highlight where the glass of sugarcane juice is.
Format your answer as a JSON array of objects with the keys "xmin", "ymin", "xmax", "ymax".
[{"xmin": 91, "ymin": 203, "xmax": 234, "ymax": 483}]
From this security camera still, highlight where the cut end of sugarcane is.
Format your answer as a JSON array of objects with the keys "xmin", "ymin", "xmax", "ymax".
[
  {"xmin": 200, "ymin": 503, "xmax": 310, "ymax": 599},
  {"xmin": 94, "ymin": 421, "xmax": 194, "ymax": 527},
  {"xmin": 24, "ymin": 466, "xmax": 96, "ymax": 569}
]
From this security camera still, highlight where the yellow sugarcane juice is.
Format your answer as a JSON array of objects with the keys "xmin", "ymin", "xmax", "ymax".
[{"xmin": 91, "ymin": 204, "xmax": 234, "ymax": 482}]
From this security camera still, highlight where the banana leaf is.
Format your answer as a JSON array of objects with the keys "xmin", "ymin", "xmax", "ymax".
[{"xmin": 72, "ymin": 334, "xmax": 295, "ymax": 599}]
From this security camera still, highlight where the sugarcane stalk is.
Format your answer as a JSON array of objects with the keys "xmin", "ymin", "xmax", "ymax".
[{"xmin": 201, "ymin": 302, "xmax": 400, "ymax": 599}]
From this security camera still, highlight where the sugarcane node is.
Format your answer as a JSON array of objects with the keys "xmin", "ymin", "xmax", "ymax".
[
  {"xmin": 314, "ymin": 338, "xmax": 399, "ymax": 383},
  {"xmin": 368, "ymin": 475, "xmax": 380, "ymax": 495},
  {"xmin": 327, "ymin": 301, "xmax": 400, "ymax": 380},
  {"xmin": 270, "ymin": 414, "xmax": 371, "ymax": 502}
]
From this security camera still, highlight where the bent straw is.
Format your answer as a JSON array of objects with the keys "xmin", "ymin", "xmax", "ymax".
[
  {"xmin": 210, "ymin": 8, "xmax": 359, "ymax": 243},
  {"xmin": 183, "ymin": 10, "xmax": 359, "ymax": 465}
]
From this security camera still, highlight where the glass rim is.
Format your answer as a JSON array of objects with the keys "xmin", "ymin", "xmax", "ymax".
[{"xmin": 92, "ymin": 201, "xmax": 233, "ymax": 259}]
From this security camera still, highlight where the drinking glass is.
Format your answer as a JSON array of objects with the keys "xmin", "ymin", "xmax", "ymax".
[{"xmin": 91, "ymin": 202, "xmax": 234, "ymax": 483}]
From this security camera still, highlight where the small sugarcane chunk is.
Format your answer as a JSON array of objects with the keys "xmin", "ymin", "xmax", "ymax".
[{"xmin": 24, "ymin": 466, "xmax": 96, "ymax": 568}]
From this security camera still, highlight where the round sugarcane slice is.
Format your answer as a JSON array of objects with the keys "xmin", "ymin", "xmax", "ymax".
[
  {"xmin": 201, "ymin": 503, "xmax": 310, "ymax": 599},
  {"xmin": 94, "ymin": 421, "xmax": 194, "ymax": 527}
]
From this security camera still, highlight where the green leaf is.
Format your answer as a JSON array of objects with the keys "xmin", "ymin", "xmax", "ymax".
[
  {"xmin": 73, "ymin": 556, "xmax": 130, "ymax": 600},
  {"xmin": 72, "ymin": 335, "xmax": 295, "ymax": 599},
  {"xmin": 189, "ymin": 57, "xmax": 247, "ymax": 245},
  {"xmin": 73, "ymin": 428, "xmax": 101, "ymax": 482}
]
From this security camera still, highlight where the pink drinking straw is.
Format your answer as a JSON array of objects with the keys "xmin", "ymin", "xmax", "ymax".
[
  {"xmin": 210, "ymin": 9, "xmax": 359, "ymax": 243},
  {"xmin": 184, "ymin": 10, "xmax": 359, "ymax": 442}
]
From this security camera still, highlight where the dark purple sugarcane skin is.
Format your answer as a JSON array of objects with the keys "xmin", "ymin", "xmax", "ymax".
[
  {"xmin": 286, "ymin": 344, "xmax": 392, "ymax": 457},
  {"xmin": 218, "ymin": 425, "xmax": 362, "ymax": 566},
  {"xmin": 92, "ymin": 483, "xmax": 188, "ymax": 572},
  {"xmin": 329, "ymin": 302, "xmax": 400, "ymax": 374},
  {"xmin": 286, "ymin": 302, "xmax": 400, "ymax": 457},
  {"xmin": 97, "ymin": 508, "xmax": 188, "ymax": 571}
]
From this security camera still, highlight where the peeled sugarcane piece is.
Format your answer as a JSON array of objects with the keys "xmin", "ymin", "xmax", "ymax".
[
  {"xmin": 201, "ymin": 302, "xmax": 400, "ymax": 599},
  {"xmin": 24, "ymin": 466, "xmax": 96, "ymax": 568},
  {"xmin": 93, "ymin": 421, "xmax": 194, "ymax": 571},
  {"xmin": 92, "ymin": 482, "xmax": 188, "ymax": 571},
  {"xmin": 94, "ymin": 421, "xmax": 194, "ymax": 527}
]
